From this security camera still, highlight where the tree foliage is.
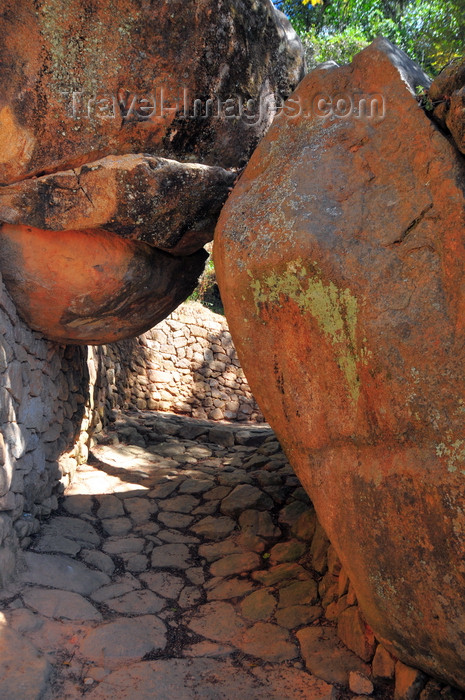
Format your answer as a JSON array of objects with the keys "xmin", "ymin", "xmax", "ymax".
[{"xmin": 274, "ymin": 0, "xmax": 465, "ymax": 74}]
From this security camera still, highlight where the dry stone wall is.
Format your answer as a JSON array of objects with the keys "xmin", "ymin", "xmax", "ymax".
[
  {"xmin": 0, "ymin": 290, "xmax": 263, "ymax": 585},
  {"xmin": 0, "ymin": 273, "xmax": 100, "ymax": 585},
  {"xmin": 98, "ymin": 302, "xmax": 264, "ymax": 424}
]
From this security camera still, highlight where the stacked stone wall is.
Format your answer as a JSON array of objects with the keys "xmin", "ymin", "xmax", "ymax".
[
  {"xmin": 0, "ymin": 291, "xmax": 263, "ymax": 584},
  {"xmin": 97, "ymin": 302, "xmax": 264, "ymax": 424},
  {"xmin": 0, "ymin": 273, "xmax": 100, "ymax": 584}
]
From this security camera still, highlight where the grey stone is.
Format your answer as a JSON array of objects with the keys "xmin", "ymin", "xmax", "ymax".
[
  {"xmin": 140, "ymin": 571, "xmax": 184, "ymax": 599},
  {"xmin": 0, "ymin": 624, "xmax": 50, "ymax": 700},
  {"xmin": 42, "ymin": 516, "xmax": 100, "ymax": 547},
  {"xmin": 278, "ymin": 579, "xmax": 319, "ymax": 608},
  {"xmin": 218, "ymin": 470, "xmax": 253, "ymax": 486},
  {"xmin": 135, "ymin": 521, "xmax": 160, "ymax": 537},
  {"xmin": 204, "ymin": 486, "xmax": 232, "ymax": 501},
  {"xmin": 151, "ymin": 443, "xmax": 186, "ymax": 458},
  {"xmin": 187, "ymin": 601, "xmax": 246, "ymax": 643},
  {"xmin": 220, "ymin": 484, "xmax": 273, "ymax": 517},
  {"xmin": 159, "ymin": 494, "xmax": 199, "ymax": 513},
  {"xmin": 102, "ymin": 517, "xmax": 132, "ymax": 536},
  {"xmin": 207, "ymin": 578, "xmax": 257, "ymax": 601},
  {"xmin": 192, "ymin": 501, "xmax": 218, "ymax": 516},
  {"xmin": 239, "ymin": 509, "xmax": 281, "ymax": 538},
  {"xmin": 157, "ymin": 529, "xmax": 199, "ymax": 544},
  {"xmin": 198, "ymin": 539, "xmax": 242, "ymax": 562},
  {"xmin": 191, "ymin": 516, "xmax": 236, "ymax": 540},
  {"xmin": 275, "ymin": 605, "xmax": 322, "ymax": 629},
  {"xmin": 80, "ymin": 615, "xmax": 167, "ymax": 668},
  {"xmin": 8, "ymin": 607, "xmax": 44, "ymax": 634},
  {"xmin": 178, "ymin": 479, "xmax": 213, "ymax": 495},
  {"xmin": 102, "ymin": 537, "xmax": 145, "ymax": 555},
  {"xmin": 62, "ymin": 494, "xmax": 94, "ymax": 516},
  {"xmin": 278, "ymin": 501, "xmax": 309, "ymax": 527},
  {"xmin": 124, "ymin": 497, "xmax": 157, "ymax": 523},
  {"xmin": 208, "ymin": 427, "xmax": 235, "ymax": 447},
  {"xmin": 241, "ymin": 589, "xmax": 276, "ymax": 621},
  {"xmin": 183, "ymin": 641, "xmax": 235, "ymax": 658},
  {"xmin": 0, "ymin": 490, "xmax": 16, "ymax": 512},
  {"xmin": 18, "ymin": 396, "xmax": 44, "ymax": 430},
  {"xmin": 297, "ymin": 626, "xmax": 371, "ymax": 687},
  {"xmin": 20, "ymin": 552, "xmax": 109, "ymax": 595},
  {"xmin": 178, "ymin": 586, "xmax": 202, "ymax": 608},
  {"xmin": 81, "ymin": 549, "xmax": 116, "ymax": 575},
  {"xmin": 123, "ymin": 553, "xmax": 148, "ymax": 572},
  {"xmin": 148, "ymin": 479, "xmax": 182, "ymax": 499},
  {"xmin": 236, "ymin": 429, "xmax": 272, "ymax": 446},
  {"xmin": 91, "ymin": 581, "xmax": 139, "ymax": 603},
  {"xmin": 186, "ymin": 445, "xmax": 212, "ymax": 459},
  {"xmin": 209, "ymin": 552, "xmax": 261, "ymax": 577},
  {"xmin": 252, "ymin": 563, "xmax": 311, "ymax": 587},
  {"xmin": 151, "ymin": 543, "xmax": 191, "ymax": 569},
  {"xmin": 22, "ymin": 587, "xmax": 102, "ymax": 621},
  {"xmin": 270, "ymin": 539, "xmax": 307, "ymax": 564},
  {"xmin": 32, "ymin": 534, "xmax": 81, "ymax": 556},
  {"xmin": 158, "ymin": 512, "xmax": 194, "ymax": 528},
  {"xmin": 105, "ymin": 589, "xmax": 165, "ymax": 615},
  {"xmin": 238, "ymin": 622, "xmax": 298, "ymax": 662},
  {"xmin": 97, "ymin": 495, "xmax": 125, "ymax": 519}
]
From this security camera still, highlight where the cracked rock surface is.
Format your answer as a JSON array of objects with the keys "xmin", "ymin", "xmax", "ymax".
[
  {"xmin": 0, "ymin": 0, "xmax": 304, "ymax": 344},
  {"xmin": 215, "ymin": 37, "xmax": 465, "ymax": 689}
]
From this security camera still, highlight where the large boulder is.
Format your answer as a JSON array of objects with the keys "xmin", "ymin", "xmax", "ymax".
[
  {"xmin": 215, "ymin": 38, "xmax": 465, "ymax": 688},
  {"xmin": 429, "ymin": 57, "xmax": 465, "ymax": 154},
  {"xmin": 0, "ymin": 155, "xmax": 236, "ymax": 254},
  {"xmin": 0, "ymin": 0, "xmax": 304, "ymax": 183},
  {"xmin": 0, "ymin": 224, "xmax": 206, "ymax": 344},
  {"xmin": 0, "ymin": 0, "xmax": 304, "ymax": 343}
]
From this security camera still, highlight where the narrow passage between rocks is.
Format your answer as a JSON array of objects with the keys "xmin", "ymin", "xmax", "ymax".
[{"xmin": 1, "ymin": 411, "xmax": 396, "ymax": 700}]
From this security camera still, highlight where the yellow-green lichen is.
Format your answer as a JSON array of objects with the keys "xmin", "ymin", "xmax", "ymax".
[
  {"xmin": 36, "ymin": 1, "xmax": 140, "ymax": 95},
  {"xmin": 249, "ymin": 259, "xmax": 367, "ymax": 404},
  {"xmin": 436, "ymin": 436, "xmax": 465, "ymax": 474}
]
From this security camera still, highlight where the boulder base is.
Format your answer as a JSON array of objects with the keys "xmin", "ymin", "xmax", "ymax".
[
  {"xmin": 0, "ymin": 224, "xmax": 206, "ymax": 344},
  {"xmin": 215, "ymin": 38, "xmax": 465, "ymax": 688}
]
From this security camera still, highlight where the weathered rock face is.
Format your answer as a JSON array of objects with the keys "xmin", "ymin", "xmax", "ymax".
[
  {"xmin": 0, "ymin": 0, "xmax": 304, "ymax": 343},
  {"xmin": 0, "ymin": 0, "xmax": 304, "ymax": 183},
  {"xmin": 215, "ymin": 38, "xmax": 465, "ymax": 688},
  {"xmin": 429, "ymin": 58, "xmax": 465, "ymax": 154},
  {"xmin": 0, "ymin": 156, "xmax": 236, "ymax": 255},
  {"xmin": 0, "ymin": 224, "xmax": 206, "ymax": 344}
]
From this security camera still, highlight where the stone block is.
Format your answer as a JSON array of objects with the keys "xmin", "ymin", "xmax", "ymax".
[
  {"xmin": 337, "ymin": 607, "xmax": 377, "ymax": 663},
  {"xmin": 394, "ymin": 662, "xmax": 427, "ymax": 700}
]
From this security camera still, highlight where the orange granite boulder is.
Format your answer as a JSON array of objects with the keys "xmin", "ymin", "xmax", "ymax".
[
  {"xmin": 0, "ymin": 0, "xmax": 304, "ymax": 184},
  {"xmin": 0, "ymin": 155, "xmax": 236, "ymax": 255},
  {"xmin": 215, "ymin": 38, "xmax": 465, "ymax": 688},
  {"xmin": 0, "ymin": 0, "xmax": 304, "ymax": 343},
  {"xmin": 429, "ymin": 57, "xmax": 465, "ymax": 154},
  {"xmin": 0, "ymin": 224, "xmax": 206, "ymax": 344}
]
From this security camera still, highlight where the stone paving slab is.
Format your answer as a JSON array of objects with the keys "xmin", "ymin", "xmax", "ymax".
[
  {"xmin": 19, "ymin": 552, "xmax": 110, "ymax": 594},
  {"xmin": 0, "ymin": 619, "xmax": 51, "ymax": 700},
  {"xmin": 21, "ymin": 587, "xmax": 102, "ymax": 621},
  {"xmin": 0, "ymin": 411, "xmax": 402, "ymax": 700},
  {"xmin": 85, "ymin": 658, "xmax": 337, "ymax": 700}
]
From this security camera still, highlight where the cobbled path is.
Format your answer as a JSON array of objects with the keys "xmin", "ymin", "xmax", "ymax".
[{"xmin": 0, "ymin": 411, "xmax": 384, "ymax": 699}]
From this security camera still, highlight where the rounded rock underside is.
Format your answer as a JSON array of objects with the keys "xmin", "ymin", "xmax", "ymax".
[{"xmin": 0, "ymin": 224, "xmax": 207, "ymax": 345}]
